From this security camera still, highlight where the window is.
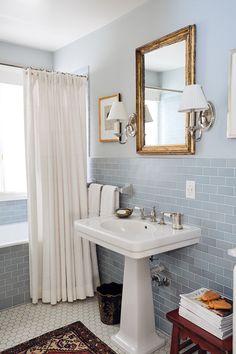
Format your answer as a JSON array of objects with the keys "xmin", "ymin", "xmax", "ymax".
[{"xmin": 0, "ymin": 66, "xmax": 26, "ymax": 200}]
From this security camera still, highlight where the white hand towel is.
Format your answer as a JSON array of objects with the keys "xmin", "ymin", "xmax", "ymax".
[
  {"xmin": 87, "ymin": 183, "xmax": 103, "ymax": 288},
  {"xmin": 100, "ymin": 185, "xmax": 120, "ymax": 217},
  {"xmin": 88, "ymin": 183, "xmax": 103, "ymax": 217}
]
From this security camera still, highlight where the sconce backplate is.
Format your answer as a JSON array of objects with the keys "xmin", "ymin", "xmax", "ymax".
[{"xmin": 199, "ymin": 101, "xmax": 215, "ymax": 131}]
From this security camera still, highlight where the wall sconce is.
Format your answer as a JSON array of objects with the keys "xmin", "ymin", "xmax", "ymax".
[
  {"xmin": 107, "ymin": 102, "xmax": 137, "ymax": 144},
  {"xmin": 179, "ymin": 84, "xmax": 215, "ymax": 141}
]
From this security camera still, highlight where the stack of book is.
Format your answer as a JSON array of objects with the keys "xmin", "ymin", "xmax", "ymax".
[{"xmin": 179, "ymin": 288, "xmax": 233, "ymax": 340}]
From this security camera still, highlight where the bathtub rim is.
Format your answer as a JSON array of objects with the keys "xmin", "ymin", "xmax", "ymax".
[
  {"xmin": 0, "ymin": 221, "xmax": 28, "ymax": 249},
  {"xmin": 0, "ymin": 239, "xmax": 29, "ymax": 249}
]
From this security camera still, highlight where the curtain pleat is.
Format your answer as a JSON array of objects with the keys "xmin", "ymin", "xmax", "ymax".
[{"xmin": 23, "ymin": 69, "xmax": 98, "ymax": 304}]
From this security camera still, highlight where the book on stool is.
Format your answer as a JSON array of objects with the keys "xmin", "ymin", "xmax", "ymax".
[{"xmin": 179, "ymin": 288, "xmax": 233, "ymax": 340}]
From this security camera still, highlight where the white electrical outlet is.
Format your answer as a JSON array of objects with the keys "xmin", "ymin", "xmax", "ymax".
[{"xmin": 186, "ymin": 180, "xmax": 196, "ymax": 199}]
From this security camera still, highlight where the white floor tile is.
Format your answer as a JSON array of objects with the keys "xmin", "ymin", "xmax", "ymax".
[{"xmin": 0, "ymin": 297, "xmax": 170, "ymax": 354}]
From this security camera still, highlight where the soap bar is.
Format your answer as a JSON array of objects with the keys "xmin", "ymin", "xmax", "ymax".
[
  {"xmin": 115, "ymin": 208, "xmax": 133, "ymax": 218},
  {"xmin": 117, "ymin": 210, "xmax": 126, "ymax": 215}
]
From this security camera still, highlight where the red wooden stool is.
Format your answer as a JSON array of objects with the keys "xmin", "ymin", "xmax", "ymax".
[{"xmin": 166, "ymin": 309, "xmax": 232, "ymax": 354}]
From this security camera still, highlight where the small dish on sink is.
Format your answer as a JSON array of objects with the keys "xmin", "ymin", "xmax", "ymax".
[{"xmin": 115, "ymin": 208, "xmax": 133, "ymax": 218}]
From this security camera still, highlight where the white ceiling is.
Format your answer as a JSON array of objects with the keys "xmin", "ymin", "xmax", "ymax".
[
  {"xmin": 0, "ymin": 0, "xmax": 148, "ymax": 51},
  {"xmin": 145, "ymin": 41, "xmax": 185, "ymax": 71}
]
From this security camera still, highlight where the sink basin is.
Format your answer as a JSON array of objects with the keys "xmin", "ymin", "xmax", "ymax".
[
  {"xmin": 101, "ymin": 219, "xmax": 157, "ymax": 236},
  {"xmin": 74, "ymin": 216, "xmax": 200, "ymax": 354},
  {"xmin": 75, "ymin": 216, "xmax": 201, "ymax": 259}
]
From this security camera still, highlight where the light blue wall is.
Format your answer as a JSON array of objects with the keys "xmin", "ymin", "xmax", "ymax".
[
  {"xmin": 54, "ymin": 0, "xmax": 236, "ymax": 158},
  {"xmin": 0, "ymin": 41, "xmax": 53, "ymax": 69},
  {"xmin": 53, "ymin": 0, "xmax": 236, "ymax": 335},
  {"xmin": 0, "ymin": 0, "xmax": 235, "ymax": 333},
  {"xmin": 92, "ymin": 156, "xmax": 236, "ymax": 334}
]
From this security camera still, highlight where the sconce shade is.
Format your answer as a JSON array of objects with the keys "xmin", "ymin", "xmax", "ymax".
[
  {"xmin": 107, "ymin": 102, "xmax": 129, "ymax": 122},
  {"xmin": 145, "ymin": 104, "xmax": 153, "ymax": 123},
  {"xmin": 179, "ymin": 84, "xmax": 209, "ymax": 112}
]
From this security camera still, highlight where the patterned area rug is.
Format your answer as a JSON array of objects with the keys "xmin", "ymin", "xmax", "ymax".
[{"xmin": 1, "ymin": 321, "xmax": 117, "ymax": 354}]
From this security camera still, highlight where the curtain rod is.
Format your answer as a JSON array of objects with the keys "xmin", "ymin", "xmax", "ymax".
[
  {"xmin": 0, "ymin": 62, "xmax": 88, "ymax": 79},
  {"xmin": 145, "ymin": 85, "xmax": 182, "ymax": 93}
]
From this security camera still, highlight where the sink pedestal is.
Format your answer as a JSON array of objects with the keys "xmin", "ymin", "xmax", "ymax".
[
  {"xmin": 74, "ymin": 216, "xmax": 200, "ymax": 352},
  {"xmin": 112, "ymin": 256, "xmax": 165, "ymax": 354}
]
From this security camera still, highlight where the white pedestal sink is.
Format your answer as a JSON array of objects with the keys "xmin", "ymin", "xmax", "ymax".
[{"xmin": 74, "ymin": 216, "xmax": 200, "ymax": 354}]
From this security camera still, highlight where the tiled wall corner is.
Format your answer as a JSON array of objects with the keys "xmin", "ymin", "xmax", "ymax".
[
  {"xmin": 0, "ymin": 244, "xmax": 30, "ymax": 310},
  {"xmin": 97, "ymin": 247, "xmax": 124, "ymax": 284},
  {"xmin": 0, "ymin": 200, "xmax": 27, "ymax": 225},
  {"xmin": 90, "ymin": 157, "xmax": 236, "ymax": 335}
]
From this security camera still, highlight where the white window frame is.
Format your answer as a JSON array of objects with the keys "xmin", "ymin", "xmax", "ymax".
[
  {"xmin": 0, "ymin": 65, "xmax": 27, "ymax": 202},
  {"xmin": 0, "ymin": 193, "xmax": 27, "ymax": 202}
]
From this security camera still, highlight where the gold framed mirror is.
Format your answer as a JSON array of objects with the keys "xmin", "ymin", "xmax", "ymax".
[{"xmin": 136, "ymin": 25, "xmax": 196, "ymax": 154}]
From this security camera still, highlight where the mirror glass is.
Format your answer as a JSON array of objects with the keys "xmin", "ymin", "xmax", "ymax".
[
  {"xmin": 144, "ymin": 41, "xmax": 185, "ymax": 146},
  {"xmin": 136, "ymin": 25, "xmax": 196, "ymax": 155}
]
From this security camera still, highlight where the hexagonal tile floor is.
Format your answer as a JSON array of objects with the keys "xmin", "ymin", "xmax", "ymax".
[{"xmin": 0, "ymin": 297, "xmax": 170, "ymax": 354}]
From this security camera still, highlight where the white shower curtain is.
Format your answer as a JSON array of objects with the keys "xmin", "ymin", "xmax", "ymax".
[{"xmin": 24, "ymin": 68, "xmax": 99, "ymax": 304}]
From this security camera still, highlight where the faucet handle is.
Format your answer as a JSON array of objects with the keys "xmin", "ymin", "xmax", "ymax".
[
  {"xmin": 158, "ymin": 212, "xmax": 166, "ymax": 225},
  {"xmin": 150, "ymin": 206, "xmax": 157, "ymax": 222},
  {"xmin": 139, "ymin": 208, "xmax": 146, "ymax": 219},
  {"xmin": 134, "ymin": 206, "xmax": 146, "ymax": 219},
  {"xmin": 151, "ymin": 206, "xmax": 157, "ymax": 217},
  {"xmin": 158, "ymin": 212, "xmax": 173, "ymax": 225}
]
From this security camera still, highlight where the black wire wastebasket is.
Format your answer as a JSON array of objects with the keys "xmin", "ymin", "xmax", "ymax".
[{"xmin": 97, "ymin": 282, "xmax": 123, "ymax": 325}]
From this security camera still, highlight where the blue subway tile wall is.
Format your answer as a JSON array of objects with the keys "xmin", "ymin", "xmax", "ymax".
[
  {"xmin": 0, "ymin": 200, "xmax": 27, "ymax": 225},
  {"xmin": 0, "ymin": 243, "xmax": 30, "ymax": 310},
  {"xmin": 90, "ymin": 157, "xmax": 236, "ymax": 335}
]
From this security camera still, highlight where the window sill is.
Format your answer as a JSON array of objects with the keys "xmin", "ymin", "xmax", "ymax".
[{"xmin": 0, "ymin": 193, "xmax": 27, "ymax": 202}]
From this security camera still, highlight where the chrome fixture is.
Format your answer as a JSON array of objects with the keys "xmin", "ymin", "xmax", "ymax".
[
  {"xmin": 158, "ymin": 211, "xmax": 184, "ymax": 229},
  {"xmin": 135, "ymin": 206, "xmax": 157, "ymax": 222},
  {"xmin": 87, "ymin": 181, "xmax": 133, "ymax": 196},
  {"xmin": 134, "ymin": 206, "xmax": 146, "ymax": 220},
  {"xmin": 150, "ymin": 206, "xmax": 157, "ymax": 222},
  {"xmin": 149, "ymin": 255, "xmax": 159, "ymax": 262},
  {"xmin": 152, "ymin": 273, "xmax": 169, "ymax": 287},
  {"xmin": 158, "ymin": 212, "xmax": 166, "ymax": 225},
  {"xmin": 151, "ymin": 264, "xmax": 169, "ymax": 287},
  {"xmin": 107, "ymin": 101, "xmax": 137, "ymax": 144},
  {"xmin": 179, "ymin": 84, "xmax": 215, "ymax": 142},
  {"xmin": 170, "ymin": 212, "xmax": 183, "ymax": 230}
]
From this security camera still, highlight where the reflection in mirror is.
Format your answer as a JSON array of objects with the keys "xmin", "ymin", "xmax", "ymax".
[
  {"xmin": 136, "ymin": 25, "xmax": 196, "ymax": 154},
  {"xmin": 144, "ymin": 41, "xmax": 185, "ymax": 146}
]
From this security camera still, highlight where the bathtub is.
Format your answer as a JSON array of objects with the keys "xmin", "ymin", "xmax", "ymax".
[
  {"xmin": 0, "ymin": 222, "xmax": 30, "ymax": 310},
  {"xmin": 0, "ymin": 222, "xmax": 28, "ymax": 248}
]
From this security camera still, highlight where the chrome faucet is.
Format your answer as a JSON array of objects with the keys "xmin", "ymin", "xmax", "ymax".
[
  {"xmin": 158, "ymin": 212, "xmax": 184, "ymax": 229},
  {"xmin": 150, "ymin": 206, "xmax": 157, "ymax": 222},
  {"xmin": 134, "ymin": 206, "xmax": 146, "ymax": 220},
  {"xmin": 158, "ymin": 212, "xmax": 166, "ymax": 225},
  {"xmin": 135, "ymin": 206, "xmax": 157, "ymax": 222}
]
